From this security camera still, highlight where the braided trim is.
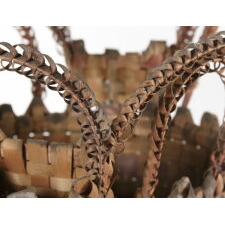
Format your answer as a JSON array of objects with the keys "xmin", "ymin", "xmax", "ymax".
[
  {"xmin": 170, "ymin": 26, "xmax": 198, "ymax": 54},
  {"xmin": 109, "ymin": 32, "xmax": 225, "ymax": 198},
  {"xmin": 49, "ymin": 26, "xmax": 71, "ymax": 49},
  {"xmin": 181, "ymin": 26, "xmax": 218, "ymax": 108},
  {"xmin": 140, "ymin": 72, "xmax": 200, "ymax": 197},
  {"xmin": 15, "ymin": 26, "xmax": 44, "ymax": 96},
  {"xmin": 15, "ymin": 26, "xmax": 38, "ymax": 49},
  {"xmin": 0, "ymin": 43, "xmax": 111, "ymax": 196},
  {"xmin": 111, "ymin": 31, "xmax": 225, "ymax": 144},
  {"xmin": 139, "ymin": 44, "xmax": 225, "ymax": 197},
  {"xmin": 211, "ymin": 126, "xmax": 225, "ymax": 174}
]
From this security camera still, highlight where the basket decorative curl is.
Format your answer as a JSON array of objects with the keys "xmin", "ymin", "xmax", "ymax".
[{"xmin": 0, "ymin": 27, "xmax": 224, "ymax": 198}]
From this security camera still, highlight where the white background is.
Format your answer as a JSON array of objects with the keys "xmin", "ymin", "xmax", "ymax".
[{"xmin": 0, "ymin": 26, "xmax": 224, "ymax": 125}]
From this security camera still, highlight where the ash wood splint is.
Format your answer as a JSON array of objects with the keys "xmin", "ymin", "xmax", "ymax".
[{"xmin": 0, "ymin": 26, "xmax": 224, "ymax": 198}]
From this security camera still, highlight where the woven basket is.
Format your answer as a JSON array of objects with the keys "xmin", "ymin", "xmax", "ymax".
[{"xmin": 0, "ymin": 27, "xmax": 224, "ymax": 198}]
